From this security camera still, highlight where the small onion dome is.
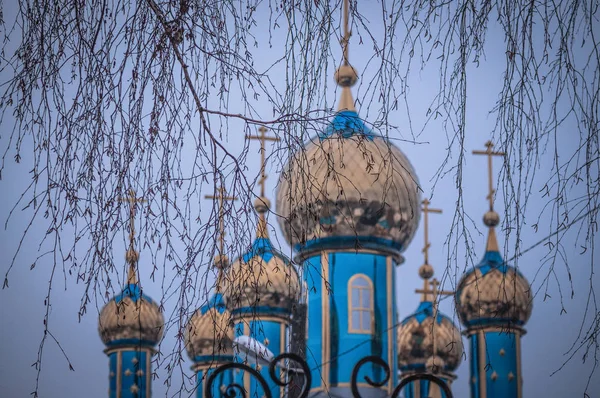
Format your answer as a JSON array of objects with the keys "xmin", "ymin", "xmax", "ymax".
[
  {"xmin": 455, "ymin": 250, "xmax": 533, "ymax": 328},
  {"xmin": 224, "ymin": 236, "xmax": 300, "ymax": 317},
  {"xmin": 275, "ymin": 110, "xmax": 421, "ymax": 260},
  {"xmin": 98, "ymin": 283, "xmax": 164, "ymax": 349},
  {"xmin": 397, "ymin": 301, "xmax": 463, "ymax": 373},
  {"xmin": 184, "ymin": 293, "xmax": 235, "ymax": 362}
]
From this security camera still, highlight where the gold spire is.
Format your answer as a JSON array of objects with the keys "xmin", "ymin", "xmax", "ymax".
[
  {"xmin": 246, "ymin": 126, "xmax": 279, "ymax": 239},
  {"xmin": 335, "ymin": 0, "xmax": 358, "ymax": 111},
  {"xmin": 473, "ymin": 141, "xmax": 505, "ymax": 251},
  {"xmin": 118, "ymin": 189, "xmax": 146, "ymax": 284}
]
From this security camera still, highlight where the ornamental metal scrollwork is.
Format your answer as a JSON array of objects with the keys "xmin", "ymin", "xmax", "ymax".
[
  {"xmin": 350, "ymin": 356, "xmax": 453, "ymax": 398},
  {"xmin": 350, "ymin": 356, "xmax": 391, "ymax": 396},
  {"xmin": 269, "ymin": 353, "xmax": 312, "ymax": 398},
  {"xmin": 206, "ymin": 353, "xmax": 311, "ymax": 398},
  {"xmin": 205, "ymin": 362, "xmax": 268, "ymax": 398},
  {"xmin": 392, "ymin": 373, "xmax": 453, "ymax": 398}
]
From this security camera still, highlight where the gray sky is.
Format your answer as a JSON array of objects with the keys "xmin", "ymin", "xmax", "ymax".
[{"xmin": 1, "ymin": 3, "xmax": 599, "ymax": 398}]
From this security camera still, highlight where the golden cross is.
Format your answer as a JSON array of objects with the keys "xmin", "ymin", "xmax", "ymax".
[
  {"xmin": 245, "ymin": 126, "xmax": 280, "ymax": 198},
  {"xmin": 421, "ymin": 199, "xmax": 442, "ymax": 266},
  {"xmin": 118, "ymin": 189, "xmax": 146, "ymax": 254},
  {"xmin": 118, "ymin": 189, "xmax": 146, "ymax": 282},
  {"xmin": 341, "ymin": 0, "xmax": 351, "ymax": 65},
  {"xmin": 472, "ymin": 141, "xmax": 505, "ymax": 211},
  {"xmin": 205, "ymin": 186, "xmax": 238, "ymax": 255},
  {"xmin": 415, "ymin": 277, "xmax": 454, "ymax": 302}
]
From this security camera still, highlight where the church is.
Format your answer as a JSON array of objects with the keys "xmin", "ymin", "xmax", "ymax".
[{"xmin": 96, "ymin": 1, "xmax": 534, "ymax": 397}]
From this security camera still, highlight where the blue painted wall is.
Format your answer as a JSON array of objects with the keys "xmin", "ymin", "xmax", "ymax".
[
  {"xmin": 233, "ymin": 318, "xmax": 287, "ymax": 398},
  {"xmin": 107, "ymin": 348, "xmax": 151, "ymax": 398},
  {"xmin": 304, "ymin": 250, "xmax": 397, "ymax": 392},
  {"xmin": 469, "ymin": 330, "xmax": 520, "ymax": 398},
  {"xmin": 197, "ymin": 366, "xmax": 236, "ymax": 397}
]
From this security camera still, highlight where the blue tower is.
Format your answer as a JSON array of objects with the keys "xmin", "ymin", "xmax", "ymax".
[
  {"xmin": 275, "ymin": 13, "xmax": 421, "ymax": 395},
  {"xmin": 98, "ymin": 191, "xmax": 164, "ymax": 398},
  {"xmin": 455, "ymin": 142, "xmax": 533, "ymax": 398},
  {"xmin": 398, "ymin": 200, "xmax": 462, "ymax": 398},
  {"xmin": 225, "ymin": 196, "xmax": 301, "ymax": 397},
  {"xmin": 185, "ymin": 256, "xmax": 236, "ymax": 398}
]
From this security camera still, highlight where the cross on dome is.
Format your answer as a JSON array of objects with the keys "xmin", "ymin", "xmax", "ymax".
[
  {"xmin": 421, "ymin": 199, "xmax": 442, "ymax": 266},
  {"xmin": 118, "ymin": 188, "xmax": 146, "ymax": 284},
  {"xmin": 472, "ymin": 140, "xmax": 505, "ymax": 251},
  {"xmin": 245, "ymin": 126, "xmax": 280, "ymax": 199},
  {"xmin": 205, "ymin": 185, "xmax": 238, "ymax": 287},
  {"xmin": 472, "ymin": 140, "xmax": 505, "ymax": 212},
  {"xmin": 335, "ymin": 0, "xmax": 358, "ymax": 111},
  {"xmin": 246, "ymin": 125, "xmax": 280, "ymax": 239}
]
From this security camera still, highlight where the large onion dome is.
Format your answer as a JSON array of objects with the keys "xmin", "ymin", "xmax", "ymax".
[
  {"xmin": 397, "ymin": 300, "xmax": 463, "ymax": 374},
  {"xmin": 275, "ymin": 110, "xmax": 421, "ymax": 259},
  {"xmin": 98, "ymin": 282, "xmax": 164, "ymax": 349},
  {"xmin": 225, "ymin": 198, "xmax": 300, "ymax": 317},
  {"xmin": 184, "ymin": 293, "xmax": 235, "ymax": 362},
  {"xmin": 455, "ymin": 212, "xmax": 533, "ymax": 328}
]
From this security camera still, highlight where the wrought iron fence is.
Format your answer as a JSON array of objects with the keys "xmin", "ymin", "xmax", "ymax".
[{"xmin": 206, "ymin": 354, "xmax": 453, "ymax": 398}]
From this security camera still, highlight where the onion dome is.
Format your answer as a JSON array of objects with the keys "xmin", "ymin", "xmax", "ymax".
[
  {"xmin": 184, "ymin": 292, "xmax": 235, "ymax": 362},
  {"xmin": 98, "ymin": 280, "xmax": 164, "ymax": 349},
  {"xmin": 398, "ymin": 264, "xmax": 463, "ymax": 374},
  {"xmin": 397, "ymin": 300, "xmax": 463, "ymax": 373},
  {"xmin": 225, "ymin": 198, "xmax": 300, "ymax": 317},
  {"xmin": 99, "ymin": 191, "xmax": 164, "ymax": 349},
  {"xmin": 275, "ymin": 70, "xmax": 421, "ymax": 259},
  {"xmin": 455, "ymin": 214, "xmax": 533, "ymax": 328}
]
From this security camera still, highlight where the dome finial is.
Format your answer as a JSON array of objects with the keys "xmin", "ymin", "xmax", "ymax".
[
  {"xmin": 472, "ymin": 141, "xmax": 505, "ymax": 252},
  {"xmin": 246, "ymin": 126, "xmax": 280, "ymax": 199},
  {"xmin": 118, "ymin": 188, "xmax": 146, "ymax": 284},
  {"xmin": 420, "ymin": 199, "xmax": 442, "ymax": 267},
  {"xmin": 205, "ymin": 185, "xmax": 238, "ymax": 259},
  {"xmin": 335, "ymin": 0, "xmax": 358, "ymax": 111},
  {"xmin": 416, "ymin": 198, "xmax": 443, "ymax": 302},
  {"xmin": 246, "ymin": 126, "xmax": 279, "ymax": 239}
]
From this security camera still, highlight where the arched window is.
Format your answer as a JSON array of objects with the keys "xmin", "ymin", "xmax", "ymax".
[{"xmin": 348, "ymin": 274, "xmax": 374, "ymax": 334}]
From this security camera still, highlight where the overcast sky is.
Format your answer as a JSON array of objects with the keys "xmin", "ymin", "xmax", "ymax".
[{"xmin": 1, "ymin": 3, "xmax": 599, "ymax": 398}]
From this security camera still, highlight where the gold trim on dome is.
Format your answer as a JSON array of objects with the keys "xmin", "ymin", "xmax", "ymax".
[
  {"xmin": 116, "ymin": 351, "xmax": 122, "ymax": 397},
  {"xmin": 280, "ymin": 322, "xmax": 285, "ymax": 398},
  {"xmin": 243, "ymin": 322, "xmax": 250, "ymax": 394},
  {"xmin": 146, "ymin": 351, "xmax": 151, "ymax": 396},
  {"xmin": 386, "ymin": 255, "xmax": 393, "ymax": 394},
  {"xmin": 464, "ymin": 324, "xmax": 527, "ymax": 337},
  {"xmin": 294, "ymin": 246, "xmax": 403, "ymax": 265},
  {"xmin": 304, "ymin": 280, "xmax": 310, "ymax": 341},
  {"xmin": 478, "ymin": 330, "xmax": 487, "ymax": 398},
  {"xmin": 321, "ymin": 250, "xmax": 330, "ymax": 392},
  {"xmin": 517, "ymin": 334, "xmax": 523, "ymax": 398},
  {"xmin": 231, "ymin": 314, "xmax": 292, "ymax": 324}
]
